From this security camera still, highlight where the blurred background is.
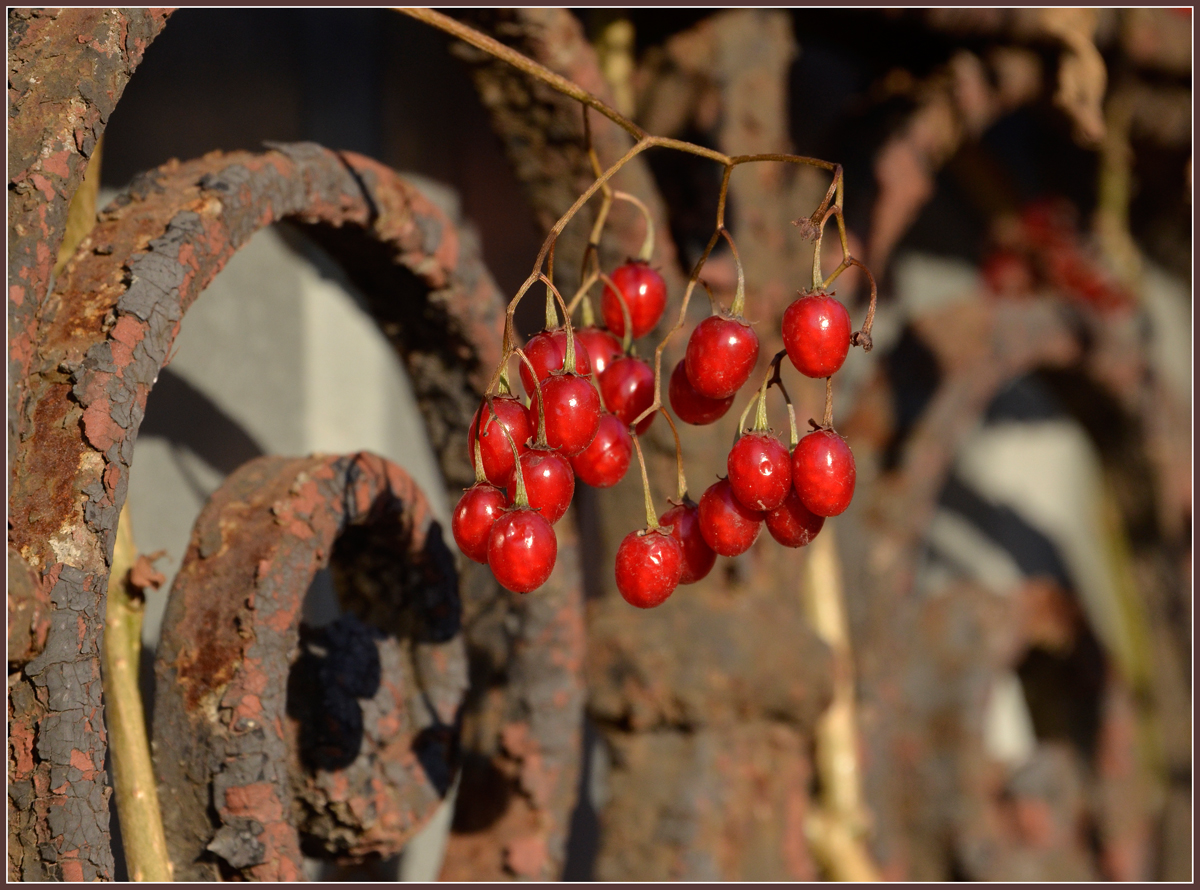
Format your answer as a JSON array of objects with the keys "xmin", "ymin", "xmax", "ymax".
[{"xmin": 92, "ymin": 8, "xmax": 1189, "ymax": 882}]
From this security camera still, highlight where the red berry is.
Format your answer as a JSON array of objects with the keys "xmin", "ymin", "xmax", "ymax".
[
  {"xmin": 614, "ymin": 528, "xmax": 683, "ymax": 608},
  {"xmin": 697, "ymin": 478, "xmax": 763, "ymax": 557},
  {"xmin": 528, "ymin": 372, "xmax": 601, "ymax": 456},
  {"xmin": 570, "ymin": 413, "xmax": 632, "ymax": 488},
  {"xmin": 602, "ymin": 261, "xmax": 668, "ymax": 339},
  {"xmin": 599, "ymin": 355, "xmax": 656, "ymax": 435},
  {"xmin": 727, "ymin": 432, "xmax": 792, "ymax": 511},
  {"xmin": 468, "ymin": 396, "xmax": 533, "ymax": 488},
  {"xmin": 520, "ymin": 328, "xmax": 592, "ymax": 398},
  {"xmin": 765, "ymin": 489, "xmax": 825, "ymax": 548},
  {"xmin": 507, "ymin": 447, "xmax": 574, "ymax": 524},
  {"xmin": 488, "ymin": 508, "xmax": 557, "ymax": 593},
  {"xmin": 684, "ymin": 314, "xmax": 759, "ymax": 400},
  {"xmin": 781, "ymin": 292, "xmax": 852, "ymax": 379},
  {"xmin": 668, "ymin": 358, "xmax": 733, "ymax": 426},
  {"xmin": 452, "ymin": 483, "xmax": 507, "ymax": 564},
  {"xmin": 659, "ymin": 500, "xmax": 716, "ymax": 584},
  {"xmin": 792, "ymin": 429, "xmax": 856, "ymax": 517},
  {"xmin": 576, "ymin": 326, "xmax": 623, "ymax": 378}
]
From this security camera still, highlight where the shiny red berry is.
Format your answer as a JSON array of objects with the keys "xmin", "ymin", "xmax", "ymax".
[
  {"xmin": 468, "ymin": 396, "xmax": 533, "ymax": 488},
  {"xmin": 684, "ymin": 314, "xmax": 759, "ymax": 400},
  {"xmin": 727, "ymin": 432, "xmax": 792, "ymax": 511},
  {"xmin": 792, "ymin": 429, "xmax": 856, "ymax": 517},
  {"xmin": 697, "ymin": 478, "xmax": 764, "ymax": 557},
  {"xmin": 570, "ymin": 413, "xmax": 632, "ymax": 488},
  {"xmin": 576, "ymin": 326, "xmax": 623, "ymax": 378},
  {"xmin": 599, "ymin": 355, "xmax": 655, "ymax": 435},
  {"xmin": 668, "ymin": 358, "xmax": 733, "ymax": 426},
  {"xmin": 488, "ymin": 509, "xmax": 557, "ymax": 593},
  {"xmin": 659, "ymin": 500, "xmax": 716, "ymax": 585},
  {"xmin": 781, "ymin": 292, "xmax": 851, "ymax": 378},
  {"xmin": 765, "ymin": 489, "xmax": 825, "ymax": 548},
  {"xmin": 602, "ymin": 261, "xmax": 667, "ymax": 339},
  {"xmin": 452, "ymin": 483, "xmax": 507, "ymax": 564},
  {"xmin": 507, "ymin": 447, "xmax": 574, "ymax": 524},
  {"xmin": 615, "ymin": 528, "xmax": 684, "ymax": 609},
  {"xmin": 529, "ymin": 372, "xmax": 601, "ymax": 456},
  {"xmin": 520, "ymin": 328, "xmax": 592, "ymax": 397}
]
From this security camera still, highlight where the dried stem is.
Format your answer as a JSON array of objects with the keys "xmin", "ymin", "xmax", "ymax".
[
  {"xmin": 103, "ymin": 503, "xmax": 172, "ymax": 882},
  {"xmin": 802, "ymin": 525, "xmax": 882, "ymax": 882},
  {"xmin": 823, "ymin": 377, "xmax": 834, "ymax": 429}
]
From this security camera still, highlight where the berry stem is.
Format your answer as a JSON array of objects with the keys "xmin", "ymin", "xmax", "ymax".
[
  {"xmin": 613, "ymin": 189, "xmax": 655, "ymax": 262},
  {"xmin": 599, "ymin": 269, "xmax": 634, "ymax": 353},
  {"xmin": 630, "ymin": 430, "xmax": 659, "ymax": 531},
  {"xmin": 720, "ymin": 227, "xmax": 748, "ymax": 318},
  {"xmin": 513, "ymin": 347, "xmax": 549, "ymax": 447},
  {"xmin": 539, "ymin": 273, "xmax": 580, "ymax": 373},
  {"xmin": 823, "ymin": 376, "xmax": 834, "ymax": 429},
  {"xmin": 766, "ymin": 351, "xmax": 800, "ymax": 449},
  {"xmin": 472, "ymin": 430, "xmax": 487, "ymax": 484},
  {"xmin": 659, "ymin": 406, "xmax": 689, "ymax": 502},
  {"xmin": 580, "ymin": 290, "xmax": 596, "ymax": 327},
  {"xmin": 497, "ymin": 417, "xmax": 532, "ymax": 509}
]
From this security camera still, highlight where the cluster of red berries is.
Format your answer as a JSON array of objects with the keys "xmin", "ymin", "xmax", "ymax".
[{"xmin": 452, "ymin": 257, "xmax": 859, "ymax": 610}]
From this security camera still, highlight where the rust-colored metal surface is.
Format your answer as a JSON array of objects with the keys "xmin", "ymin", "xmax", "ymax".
[
  {"xmin": 151, "ymin": 452, "xmax": 467, "ymax": 880},
  {"xmin": 7, "ymin": 8, "xmax": 172, "ymax": 457},
  {"xmin": 440, "ymin": 510, "xmax": 586, "ymax": 881},
  {"xmin": 7, "ymin": 143, "xmax": 505, "ymax": 880}
]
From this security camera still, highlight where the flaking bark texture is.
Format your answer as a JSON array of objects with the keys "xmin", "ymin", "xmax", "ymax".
[
  {"xmin": 152, "ymin": 453, "xmax": 467, "ymax": 880},
  {"xmin": 7, "ymin": 144, "xmax": 506, "ymax": 881},
  {"xmin": 7, "ymin": 7, "xmax": 172, "ymax": 460}
]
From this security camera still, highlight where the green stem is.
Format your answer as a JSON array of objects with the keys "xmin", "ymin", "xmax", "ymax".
[
  {"xmin": 766, "ymin": 351, "xmax": 799, "ymax": 449},
  {"xmin": 720, "ymin": 227, "xmax": 747, "ymax": 318},
  {"xmin": 659, "ymin": 407, "xmax": 688, "ymax": 502},
  {"xmin": 497, "ymin": 417, "xmax": 532, "ymax": 509},
  {"xmin": 104, "ymin": 503, "xmax": 172, "ymax": 882},
  {"xmin": 613, "ymin": 189, "xmax": 655, "ymax": 261},
  {"xmin": 630, "ymin": 432, "xmax": 659, "ymax": 530},
  {"xmin": 511, "ymin": 350, "xmax": 548, "ymax": 446}
]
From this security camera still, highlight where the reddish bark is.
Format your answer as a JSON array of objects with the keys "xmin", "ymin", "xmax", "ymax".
[
  {"xmin": 151, "ymin": 453, "xmax": 467, "ymax": 880},
  {"xmin": 7, "ymin": 8, "xmax": 172, "ymax": 458},
  {"xmin": 7, "ymin": 144, "xmax": 506, "ymax": 880}
]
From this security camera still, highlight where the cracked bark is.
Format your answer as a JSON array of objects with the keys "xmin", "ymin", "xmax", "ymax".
[
  {"xmin": 152, "ymin": 453, "xmax": 468, "ymax": 880},
  {"xmin": 7, "ymin": 8, "xmax": 172, "ymax": 460},
  {"xmin": 7, "ymin": 143, "xmax": 507, "ymax": 880}
]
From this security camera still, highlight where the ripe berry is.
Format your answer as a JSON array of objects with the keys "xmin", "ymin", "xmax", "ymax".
[
  {"xmin": 781, "ymin": 292, "xmax": 851, "ymax": 378},
  {"xmin": 792, "ymin": 429, "xmax": 856, "ymax": 517},
  {"xmin": 507, "ymin": 447, "xmax": 574, "ymax": 524},
  {"xmin": 468, "ymin": 396, "xmax": 533, "ymax": 488},
  {"xmin": 765, "ymin": 489, "xmax": 825, "ymax": 548},
  {"xmin": 697, "ymin": 478, "xmax": 764, "ymax": 557},
  {"xmin": 452, "ymin": 483, "xmax": 507, "ymax": 564},
  {"xmin": 659, "ymin": 500, "xmax": 716, "ymax": 584},
  {"xmin": 576, "ymin": 326, "xmax": 623, "ymax": 378},
  {"xmin": 529, "ymin": 372, "xmax": 602, "ymax": 456},
  {"xmin": 614, "ymin": 528, "xmax": 684, "ymax": 608},
  {"xmin": 727, "ymin": 432, "xmax": 792, "ymax": 511},
  {"xmin": 668, "ymin": 358, "xmax": 733, "ymax": 426},
  {"xmin": 602, "ymin": 261, "xmax": 667, "ymax": 339},
  {"xmin": 599, "ymin": 355, "xmax": 655, "ymax": 435},
  {"xmin": 488, "ymin": 509, "xmax": 557, "ymax": 593},
  {"xmin": 684, "ymin": 314, "xmax": 759, "ymax": 400},
  {"xmin": 569, "ymin": 413, "xmax": 632, "ymax": 488},
  {"xmin": 520, "ymin": 328, "xmax": 592, "ymax": 397}
]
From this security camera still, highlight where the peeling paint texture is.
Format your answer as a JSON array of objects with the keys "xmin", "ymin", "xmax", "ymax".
[
  {"xmin": 8, "ymin": 144, "xmax": 507, "ymax": 880},
  {"xmin": 151, "ymin": 454, "xmax": 468, "ymax": 880},
  {"xmin": 7, "ymin": 7, "xmax": 173, "ymax": 456}
]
